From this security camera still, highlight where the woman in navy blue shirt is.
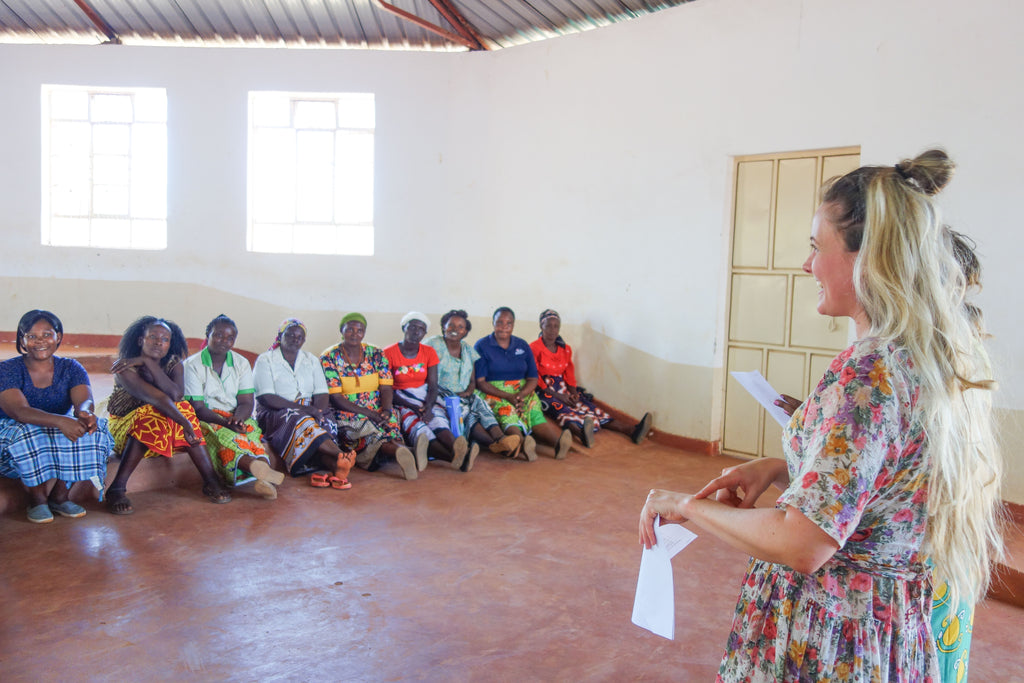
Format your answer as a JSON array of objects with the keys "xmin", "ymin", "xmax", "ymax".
[
  {"xmin": 474, "ymin": 307, "xmax": 572, "ymax": 461},
  {"xmin": 0, "ymin": 310, "xmax": 114, "ymax": 523}
]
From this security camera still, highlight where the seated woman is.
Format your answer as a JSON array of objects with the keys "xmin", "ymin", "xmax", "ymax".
[
  {"xmin": 252, "ymin": 319, "xmax": 356, "ymax": 490},
  {"xmin": 474, "ymin": 307, "xmax": 572, "ymax": 461},
  {"xmin": 320, "ymin": 313, "xmax": 419, "ymax": 481},
  {"xmin": 184, "ymin": 314, "xmax": 285, "ymax": 500},
  {"xmin": 530, "ymin": 309, "xmax": 651, "ymax": 447},
  {"xmin": 0, "ymin": 310, "xmax": 114, "ymax": 523},
  {"xmin": 425, "ymin": 309, "xmax": 520, "ymax": 465},
  {"xmin": 105, "ymin": 316, "xmax": 232, "ymax": 514},
  {"xmin": 383, "ymin": 312, "xmax": 474, "ymax": 472}
]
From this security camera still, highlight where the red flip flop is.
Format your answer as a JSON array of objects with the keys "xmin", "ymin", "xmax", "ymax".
[
  {"xmin": 329, "ymin": 476, "xmax": 352, "ymax": 490},
  {"xmin": 309, "ymin": 471, "xmax": 332, "ymax": 488}
]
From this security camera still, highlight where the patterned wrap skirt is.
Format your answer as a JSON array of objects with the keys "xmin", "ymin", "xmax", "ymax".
[
  {"xmin": 198, "ymin": 409, "xmax": 269, "ymax": 486},
  {"xmin": 394, "ymin": 384, "xmax": 452, "ymax": 442},
  {"xmin": 0, "ymin": 416, "xmax": 113, "ymax": 488},
  {"xmin": 537, "ymin": 375, "xmax": 611, "ymax": 431},
  {"xmin": 479, "ymin": 380, "xmax": 546, "ymax": 433},
  {"xmin": 108, "ymin": 402, "xmax": 204, "ymax": 459},
  {"xmin": 256, "ymin": 398, "xmax": 338, "ymax": 476},
  {"xmin": 333, "ymin": 390, "xmax": 403, "ymax": 448}
]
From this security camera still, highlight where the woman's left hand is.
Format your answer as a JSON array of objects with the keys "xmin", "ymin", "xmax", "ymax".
[
  {"xmin": 639, "ymin": 489, "xmax": 692, "ymax": 549},
  {"xmin": 74, "ymin": 408, "xmax": 98, "ymax": 433}
]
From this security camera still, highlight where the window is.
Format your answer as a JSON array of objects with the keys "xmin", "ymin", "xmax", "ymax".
[
  {"xmin": 248, "ymin": 92, "xmax": 375, "ymax": 256},
  {"xmin": 41, "ymin": 85, "xmax": 167, "ymax": 249}
]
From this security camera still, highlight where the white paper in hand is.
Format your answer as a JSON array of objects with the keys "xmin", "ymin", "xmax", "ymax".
[
  {"xmin": 631, "ymin": 516, "xmax": 698, "ymax": 640},
  {"xmin": 729, "ymin": 370, "xmax": 792, "ymax": 427}
]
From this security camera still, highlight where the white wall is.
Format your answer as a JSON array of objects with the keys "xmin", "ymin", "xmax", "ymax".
[{"xmin": 1, "ymin": 0, "xmax": 1022, "ymax": 498}]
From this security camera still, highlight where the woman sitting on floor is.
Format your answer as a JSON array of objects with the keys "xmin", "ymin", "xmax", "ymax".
[
  {"xmin": 252, "ymin": 319, "xmax": 356, "ymax": 490},
  {"xmin": 0, "ymin": 309, "xmax": 114, "ymax": 523},
  {"xmin": 105, "ymin": 316, "xmax": 231, "ymax": 514},
  {"xmin": 184, "ymin": 314, "xmax": 284, "ymax": 500},
  {"xmin": 530, "ymin": 309, "xmax": 651, "ymax": 447},
  {"xmin": 474, "ymin": 307, "xmax": 572, "ymax": 461},
  {"xmin": 320, "ymin": 313, "xmax": 419, "ymax": 481},
  {"xmin": 425, "ymin": 309, "xmax": 519, "ymax": 463},
  {"xmin": 384, "ymin": 312, "xmax": 475, "ymax": 472}
]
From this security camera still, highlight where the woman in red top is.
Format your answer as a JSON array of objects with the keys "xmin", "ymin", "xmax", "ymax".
[
  {"xmin": 530, "ymin": 309, "xmax": 651, "ymax": 447},
  {"xmin": 384, "ymin": 312, "xmax": 475, "ymax": 472}
]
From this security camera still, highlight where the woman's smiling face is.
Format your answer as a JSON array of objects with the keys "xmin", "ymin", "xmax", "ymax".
[{"xmin": 803, "ymin": 203, "xmax": 862, "ymax": 323}]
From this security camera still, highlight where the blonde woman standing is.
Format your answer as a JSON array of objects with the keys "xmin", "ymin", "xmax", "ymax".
[{"xmin": 640, "ymin": 150, "xmax": 1002, "ymax": 681}]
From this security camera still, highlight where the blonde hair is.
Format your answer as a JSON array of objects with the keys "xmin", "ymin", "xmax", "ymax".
[{"xmin": 822, "ymin": 149, "xmax": 1003, "ymax": 603}]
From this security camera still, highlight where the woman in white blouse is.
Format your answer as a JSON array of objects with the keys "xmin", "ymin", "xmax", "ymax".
[{"xmin": 252, "ymin": 319, "xmax": 357, "ymax": 490}]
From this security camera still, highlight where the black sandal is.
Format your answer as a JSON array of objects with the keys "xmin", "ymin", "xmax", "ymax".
[
  {"xmin": 202, "ymin": 482, "xmax": 232, "ymax": 505},
  {"xmin": 106, "ymin": 488, "xmax": 134, "ymax": 515}
]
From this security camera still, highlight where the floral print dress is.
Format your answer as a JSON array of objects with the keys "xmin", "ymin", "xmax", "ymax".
[{"xmin": 718, "ymin": 338, "xmax": 940, "ymax": 682}]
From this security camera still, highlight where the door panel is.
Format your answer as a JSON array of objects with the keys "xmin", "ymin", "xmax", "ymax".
[{"xmin": 733, "ymin": 160, "xmax": 773, "ymax": 268}]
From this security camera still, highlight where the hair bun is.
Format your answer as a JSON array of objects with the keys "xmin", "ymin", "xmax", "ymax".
[{"xmin": 894, "ymin": 149, "xmax": 955, "ymax": 196}]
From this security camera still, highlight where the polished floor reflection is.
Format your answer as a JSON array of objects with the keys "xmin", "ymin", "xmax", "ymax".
[{"xmin": 2, "ymin": 434, "xmax": 1022, "ymax": 681}]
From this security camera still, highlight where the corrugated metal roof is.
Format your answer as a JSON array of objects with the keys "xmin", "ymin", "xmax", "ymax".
[{"xmin": 0, "ymin": 0, "xmax": 696, "ymax": 51}]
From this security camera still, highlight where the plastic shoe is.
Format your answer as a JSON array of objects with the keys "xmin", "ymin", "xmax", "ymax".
[
  {"xmin": 250, "ymin": 459, "xmax": 285, "ymax": 486},
  {"xmin": 555, "ymin": 429, "xmax": 572, "ymax": 460},
  {"xmin": 581, "ymin": 416, "xmax": 595, "ymax": 448},
  {"xmin": 394, "ymin": 447, "xmax": 418, "ymax": 480},
  {"xmin": 415, "ymin": 433, "xmax": 429, "ymax": 471},
  {"xmin": 462, "ymin": 442, "xmax": 480, "ymax": 473},
  {"xmin": 632, "ymin": 412, "xmax": 653, "ymax": 444},
  {"xmin": 450, "ymin": 436, "xmax": 469, "ymax": 470},
  {"xmin": 27, "ymin": 503, "xmax": 54, "ymax": 524},
  {"xmin": 48, "ymin": 500, "xmax": 87, "ymax": 518},
  {"xmin": 522, "ymin": 435, "xmax": 538, "ymax": 462}
]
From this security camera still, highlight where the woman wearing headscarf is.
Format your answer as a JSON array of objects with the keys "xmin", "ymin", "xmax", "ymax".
[
  {"xmin": 252, "ymin": 319, "xmax": 356, "ymax": 490},
  {"xmin": 530, "ymin": 309, "xmax": 651, "ymax": 447},
  {"xmin": 384, "ymin": 312, "xmax": 475, "ymax": 472},
  {"xmin": 320, "ymin": 313, "xmax": 419, "ymax": 481}
]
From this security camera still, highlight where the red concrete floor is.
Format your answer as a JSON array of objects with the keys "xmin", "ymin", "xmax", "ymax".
[{"xmin": 2, "ymin": 433, "xmax": 1022, "ymax": 682}]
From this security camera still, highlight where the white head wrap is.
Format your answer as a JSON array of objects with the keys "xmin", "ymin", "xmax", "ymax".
[{"xmin": 400, "ymin": 311, "xmax": 430, "ymax": 332}]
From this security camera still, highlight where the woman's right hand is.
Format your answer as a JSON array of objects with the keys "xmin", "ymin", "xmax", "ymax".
[
  {"xmin": 57, "ymin": 416, "xmax": 87, "ymax": 442},
  {"xmin": 694, "ymin": 458, "xmax": 788, "ymax": 508}
]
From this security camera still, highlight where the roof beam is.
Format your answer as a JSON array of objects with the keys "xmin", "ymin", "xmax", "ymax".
[
  {"xmin": 372, "ymin": 0, "xmax": 483, "ymax": 50},
  {"xmin": 72, "ymin": 0, "xmax": 121, "ymax": 43},
  {"xmin": 424, "ymin": 0, "xmax": 488, "ymax": 50}
]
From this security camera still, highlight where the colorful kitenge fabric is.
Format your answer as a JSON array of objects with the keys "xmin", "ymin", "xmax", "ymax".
[
  {"xmin": 108, "ymin": 402, "xmax": 205, "ymax": 459},
  {"xmin": 536, "ymin": 375, "xmax": 610, "ymax": 431},
  {"xmin": 320, "ymin": 343, "xmax": 401, "ymax": 444},
  {"xmin": 198, "ymin": 409, "xmax": 268, "ymax": 486},
  {"xmin": 932, "ymin": 579, "xmax": 973, "ymax": 683},
  {"xmin": 0, "ymin": 417, "xmax": 112, "ymax": 488},
  {"xmin": 717, "ymin": 338, "xmax": 938, "ymax": 682},
  {"xmin": 255, "ymin": 398, "xmax": 337, "ymax": 476},
  {"xmin": 479, "ymin": 380, "xmax": 546, "ymax": 432}
]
